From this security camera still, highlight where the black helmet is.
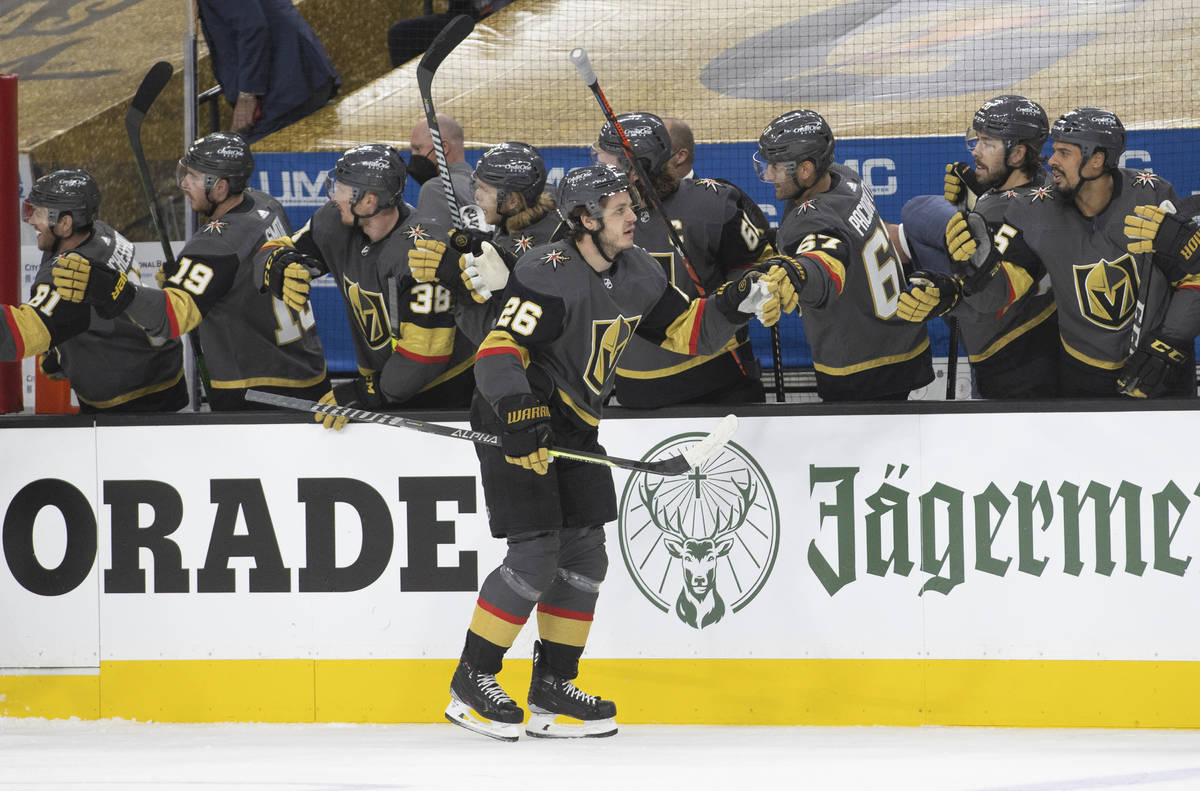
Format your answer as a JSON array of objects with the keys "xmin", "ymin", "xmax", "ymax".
[
  {"xmin": 474, "ymin": 142, "xmax": 547, "ymax": 207},
  {"xmin": 755, "ymin": 109, "xmax": 835, "ymax": 179},
  {"xmin": 557, "ymin": 164, "xmax": 630, "ymax": 229},
  {"xmin": 24, "ymin": 169, "xmax": 100, "ymax": 229},
  {"xmin": 327, "ymin": 144, "xmax": 407, "ymax": 208},
  {"xmin": 595, "ymin": 112, "xmax": 673, "ymax": 176},
  {"xmin": 970, "ymin": 94, "xmax": 1049, "ymax": 153},
  {"xmin": 179, "ymin": 131, "xmax": 255, "ymax": 194},
  {"xmin": 1051, "ymin": 108, "xmax": 1125, "ymax": 170}
]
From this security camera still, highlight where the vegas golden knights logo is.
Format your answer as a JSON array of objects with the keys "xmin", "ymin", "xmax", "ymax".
[
  {"xmin": 1073, "ymin": 255, "xmax": 1140, "ymax": 330},
  {"xmin": 584, "ymin": 316, "xmax": 638, "ymax": 394},
  {"xmin": 345, "ymin": 278, "xmax": 390, "ymax": 349}
]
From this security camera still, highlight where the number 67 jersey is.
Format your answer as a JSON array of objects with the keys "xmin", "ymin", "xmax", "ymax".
[{"xmin": 777, "ymin": 164, "xmax": 933, "ymax": 401}]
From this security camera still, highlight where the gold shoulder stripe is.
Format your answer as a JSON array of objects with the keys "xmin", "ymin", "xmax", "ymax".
[
  {"xmin": 5, "ymin": 304, "xmax": 51, "ymax": 358},
  {"xmin": 165, "ymin": 288, "xmax": 203, "ymax": 336},
  {"xmin": 660, "ymin": 300, "xmax": 704, "ymax": 355},
  {"xmin": 393, "ymin": 323, "xmax": 454, "ymax": 363},
  {"xmin": 804, "ymin": 250, "xmax": 845, "ymax": 294},
  {"xmin": 999, "ymin": 262, "xmax": 1033, "ymax": 306},
  {"xmin": 477, "ymin": 329, "xmax": 530, "ymax": 368}
]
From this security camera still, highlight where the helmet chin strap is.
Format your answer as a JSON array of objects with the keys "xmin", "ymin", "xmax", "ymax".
[{"xmin": 586, "ymin": 216, "xmax": 617, "ymax": 265}]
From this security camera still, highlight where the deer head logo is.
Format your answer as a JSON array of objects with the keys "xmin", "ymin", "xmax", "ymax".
[
  {"xmin": 618, "ymin": 433, "xmax": 779, "ymax": 630},
  {"xmin": 639, "ymin": 474, "xmax": 756, "ymax": 628}
]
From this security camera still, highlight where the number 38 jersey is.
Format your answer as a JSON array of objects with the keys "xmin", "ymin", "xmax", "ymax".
[
  {"xmin": 777, "ymin": 164, "xmax": 933, "ymax": 400},
  {"xmin": 473, "ymin": 240, "xmax": 746, "ymax": 429},
  {"xmin": 289, "ymin": 203, "xmax": 473, "ymax": 404},
  {"xmin": 147, "ymin": 189, "xmax": 327, "ymax": 392}
]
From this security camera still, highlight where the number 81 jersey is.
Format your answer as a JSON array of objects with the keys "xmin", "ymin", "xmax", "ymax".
[{"xmin": 776, "ymin": 164, "xmax": 933, "ymax": 400}]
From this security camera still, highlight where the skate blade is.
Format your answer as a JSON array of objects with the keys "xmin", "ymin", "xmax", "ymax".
[
  {"xmin": 525, "ymin": 711, "xmax": 618, "ymax": 739},
  {"xmin": 444, "ymin": 698, "xmax": 521, "ymax": 742}
]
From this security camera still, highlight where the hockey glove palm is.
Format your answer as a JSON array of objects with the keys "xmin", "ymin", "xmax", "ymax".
[
  {"xmin": 263, "ymin": 244, "xmax": 321, "ymax": 312},
  {"xmin": 944, "ymin": 162, "xmax": 985, "ymax": 209},
  {"xmin": 51, "ymin": 252, "xmax": 135, "ymax": 319},
  {"xmin": 460, "ymin": 241, "xmax": 511, "ymax": 303},
  {"xmin": 896, "ymin": 270, "xmax": 962, "ymax": 322},
  {"xmin": 757, "ymin": 255, "xmax": 804, "ymax": 313},
  {"xmin": 1118, "ymin": 335, "xmax": 1189, "ymax": 399},
  {"xmin": 1124, "ymin": 204, "xmax": 1200, "ymax": 282},
  {"xmin": 39, "ymin": 348, "xmax": 66, "ymax": 380},
  {"xmin": 945, "ymin": 211, "xmax": 999, "ymax": 292},
  {"xmin": 409, "ymin": 237, "xmax": 448, "ymax": 283},
  {"xmin": 497, "ymin": 393, "xmax": 553, "ymax": 475},
  {"xmin": 315, "ymin": 373, "xmax": 386, "ymax": 431}
]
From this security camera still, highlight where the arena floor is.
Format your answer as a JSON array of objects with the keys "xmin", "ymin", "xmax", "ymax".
[{"xmin": 2, "ymin": 719, "xmax": 1200, "ymax": 790}]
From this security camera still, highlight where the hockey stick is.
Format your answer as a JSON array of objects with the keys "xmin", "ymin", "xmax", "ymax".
[
  {"xmin": 416, "ymin": 14, "xmax": 476, "ymax": 254},
  {"xmin": 769, "ymin": 325, "xmax": 785, "ymax": 402},
  {"xmin": 126, "ymin": 61, "xmax": 213, "ymax": 403},
  {"xmin": 568, "ymin": 47, "xmax": 708, "ymax": 295},
  {"xmin": 944, "ymin": 316, "xmax": 959, "ymax": 399},
  {"xmin": 127, "ymin": 61, "xmax": 176, "ymax": 267},
  {"xmin": 569, "ymin": 46, "xmax": 757, "ymax": 382},
  {"xmin": 245, "ymin": 389, "xmax": 739, "ymax": 477}
]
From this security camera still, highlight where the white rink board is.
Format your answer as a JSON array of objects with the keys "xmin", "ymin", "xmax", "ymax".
[{"xmin": 1, "ymin": 410, "xmax": 1199, "ymax": 668}]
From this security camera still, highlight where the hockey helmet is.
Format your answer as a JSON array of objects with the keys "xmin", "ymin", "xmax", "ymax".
[
  {"xmin": 1051, "ymin": 108, "xmax": 1126, "ymax": 170},
  {"xmin": 24, "ymin": 169, "xmax": 101, "ymax": 229},
  {"xmin": 326, "ymin": 144, "xmax": 407, "ymax": 208},
  {"xmin": 754, "ymin": 109, "xmax": 835, "ymax": 180},
  {"xmin": 968, "ymin": 95, "xmax": 1049, "ymax": 154},
  {"xmin": 473, "ymin": 142, "xmax": 547, "ymax": 207},
  {"xmin": 594, "ymin": 112, "xmax": 673, "ymax": 176},
  {"xmin": 178, "ymin": 132, "xmax": 255, "ymax": 194},
  {"xmin": 556, "ymin": 164, "xmax": 630, "ymax": 229}
]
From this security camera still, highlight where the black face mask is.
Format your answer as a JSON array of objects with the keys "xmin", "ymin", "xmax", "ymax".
[{"xmin": 407, "ymin": 153, "xmax": 438, "ymax": 185}]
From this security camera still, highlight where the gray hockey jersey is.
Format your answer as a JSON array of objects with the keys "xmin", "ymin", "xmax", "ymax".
[
  {"xmin": 17, "ymin": 221, "xmax": 184, "ymax": 408},
  {"xmin": 474, "ymin": 240, "xmax": 747, "ymax": 428},
  {"xmin": 614, "ymin": 177, "xmax": 772, "ymax": 406},
  {"xmin": 778, "ymin": 164, "xmax": 933, "ymax": 400},
  {"xmin": 156, "ymin": 189, "xmax": 327, "ymax": 391},
  {"xmin": 977, "ymin": 169, "xmax": 1198, "ymax": 370}
]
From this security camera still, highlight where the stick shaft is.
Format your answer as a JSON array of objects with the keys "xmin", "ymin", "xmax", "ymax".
[{"xmin": 244, "ymin": 389, "xmax": 721, "ymax": 476}]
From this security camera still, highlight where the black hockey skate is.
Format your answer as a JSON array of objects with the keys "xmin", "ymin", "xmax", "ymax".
[
  {"xmin": 445, "ymin": 659, "xmax": 524, "ymax": 742},
  {"xmin": 526, "ymin": 640, "xmax": 617, "ymax": 738}
]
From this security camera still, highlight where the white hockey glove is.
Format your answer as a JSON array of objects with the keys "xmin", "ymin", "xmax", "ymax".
[{"xmin": 460, "ymin": 241, "xmax": 510, "ymax": 303}]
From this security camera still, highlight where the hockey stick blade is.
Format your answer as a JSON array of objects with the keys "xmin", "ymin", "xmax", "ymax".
[
  {"xmin": 129, "ymin": 61, "xmax": 173, "ymax": 119},
  {"xmin": 245, "ymin": 390, "xmax": 737, "ymax": 477},
  {"xmin": 416, "ymin": 14, "xmax": 474, "ymax": 96}
]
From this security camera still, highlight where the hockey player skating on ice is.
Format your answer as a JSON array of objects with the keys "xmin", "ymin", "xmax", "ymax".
[
  {"xmin": 53, "ymin": 133, "xmax": 328, "ymax": 410},
  {"xmin": 592, "ymin": 111, "xmax": 775, "ymax": 407},
  {"xmin": 755, "ymin": 110, "xmax": 935, "ymax": 401},
  {"xmin": 892, "ymin": 95, "xmax": 1059, "ymax": 398},
  {"xmin": 13, "ymin": 170, "xmax": 187, "ymax": 412},
  {"xmin": 444, "ymin": 164, "xmax": 791, "ymax": 741},
  {"xmin": 933, "ymin": 108, "xmax": 1200, "ymax": 398},
  {"xmin": 258, "ymin": 144, "xmax": 476, "ymax": 428}
]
